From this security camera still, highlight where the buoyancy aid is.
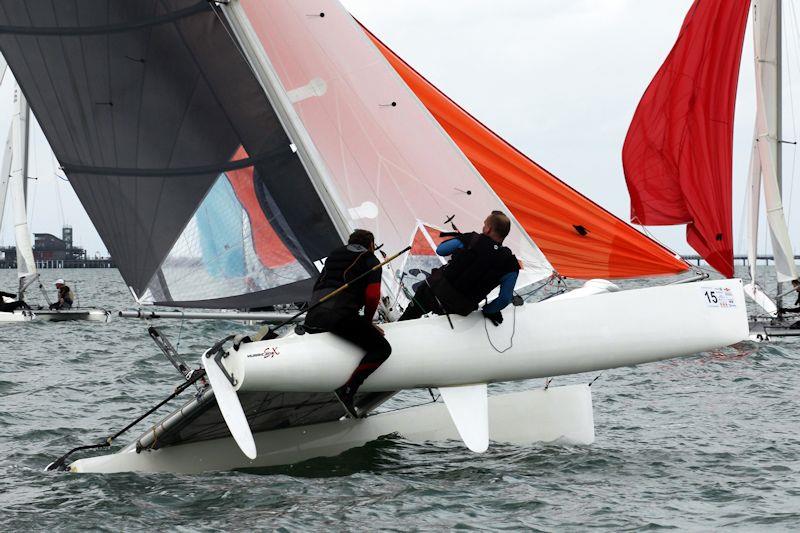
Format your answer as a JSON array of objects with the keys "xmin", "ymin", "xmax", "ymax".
[
  {"xmin": 305, "ymin": 244, "xmax": 379, "ymax": 328},
  {"xmin": 430, "ymin": 232, "xmax": 519, "ymax": 315}
]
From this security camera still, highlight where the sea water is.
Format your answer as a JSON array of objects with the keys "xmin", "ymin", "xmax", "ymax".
[{"xmin": 0, "ymin": 267, "xmax": 798, "ymax": 531}]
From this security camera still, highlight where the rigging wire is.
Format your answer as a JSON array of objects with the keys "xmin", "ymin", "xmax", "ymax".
[
  {"xmin": 51, "ymin": 153, "xmax": 66, "ymax": 227},
  {"xmin": 26, "ymin": 125, "xmax": 39, "ymax": 232},
  {"xmin": 635, "ymin": 223, "xmax": 695, "ymax": 273}
]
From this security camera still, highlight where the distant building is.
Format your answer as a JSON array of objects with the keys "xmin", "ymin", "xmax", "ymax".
[{"xmin": 0, "ymin": 225, "xmax": 114, "ymax": 268}]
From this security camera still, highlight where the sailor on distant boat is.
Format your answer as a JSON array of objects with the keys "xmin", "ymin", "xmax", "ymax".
[
  {"xmin": 399, "ymin": 211, "xmax": 520, "ymax": 325},
  {"xmin": 0, "ymin": 290, "xmax": 30, "ymax": 312},
  {"xmin": 49, "ymin": 279, "xmax": 74, "ymax": 310},
  {"xmin": 304, "ymin": 229, "xmax": 391, "ymax": 418}
]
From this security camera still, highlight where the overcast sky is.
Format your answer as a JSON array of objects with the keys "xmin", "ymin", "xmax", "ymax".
[{"xmin": 2, "ymin": 0, "xmax": 798, "ymax": 260}]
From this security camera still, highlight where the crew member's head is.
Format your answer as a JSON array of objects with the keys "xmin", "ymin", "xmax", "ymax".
[
  {"xmin": 348, "ymin": 229, "xmax": 376, "ymax": 251},
  {"xmin": 482, "ymin": 211, "xmax": 511, "ymax": 242},
  {"xmin": 55, "ymin": 278, "xmax": 65, "ymax": 288}
]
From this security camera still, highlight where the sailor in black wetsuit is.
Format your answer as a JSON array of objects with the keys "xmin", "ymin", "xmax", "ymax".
[
  {"xmin": 304, "ymin": 229, "xmax": 391, "ymax": 418},
  {"xmin": 0, "ymin": 290, "xmax": 29, "ymax": 312},
  {"xmin": 399, "ymin": 211, "xmax": 520, "ymax": 324}
]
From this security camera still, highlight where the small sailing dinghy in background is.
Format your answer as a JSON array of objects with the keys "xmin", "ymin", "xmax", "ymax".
[
  {"xmin": 623, "ymin": 0, "xmax": 800, "ymax": 341},
  {"xmin": 0, "ymin": 0, "xmax": 748, "ymax": 473},
  {"xmin": 0, "ymin": 77, "xmax": 108, "ymax": 323}
]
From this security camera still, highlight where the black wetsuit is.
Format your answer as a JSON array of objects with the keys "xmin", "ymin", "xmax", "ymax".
[
  {"xmin": 400, "ymin": 232, "xmax": 520, "ymax": 321},
  {"xmin": 305, "ymin": 244, "xmax": 391, "ymax": 396}
]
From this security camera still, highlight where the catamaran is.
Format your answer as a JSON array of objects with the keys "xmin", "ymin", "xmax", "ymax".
[
  {"xmin": 0, "ymin": 0, "xmax": 748, "ymax": 473},
  {"xmin": 0, "ymin": 80, "xmax": 108, "ymax": 323},
  {"xmin": 623, "ymin": 0, "xmax": 800, "ymax": 341}
]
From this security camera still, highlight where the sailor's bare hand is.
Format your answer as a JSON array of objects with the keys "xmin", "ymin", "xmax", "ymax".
[{"xmin": 372, "ymin": 324, "xmax": 385, "ymax": 336}]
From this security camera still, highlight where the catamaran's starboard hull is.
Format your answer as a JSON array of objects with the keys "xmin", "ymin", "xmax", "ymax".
[
  {"xmin": 227, "ymin": 279, "xmax": 749, "ymax": 393},
  {"xmin": 70, "ymin": 385, "xmax": 593, "ymax": 474}
]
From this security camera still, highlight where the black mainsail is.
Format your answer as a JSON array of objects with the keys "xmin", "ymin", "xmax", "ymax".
[{"xmin": 0, "ymin": 0, "xmax": 341, "ymax": 308}]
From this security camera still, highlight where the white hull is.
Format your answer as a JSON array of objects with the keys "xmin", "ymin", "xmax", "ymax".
[
  {"xmin": 0, "ymin": 309, "xmax": 34, "ymax": 322},
  {"xmin": 227, "ymin": 279, "xmax": 748, "ymax": 393},
  {"xmin": 0, "ymin": 308, "xmax": 109, "ymax": 323},
  {"xmin": 70, "ymin": 384, "xmax": 593, "ymax": 474}
]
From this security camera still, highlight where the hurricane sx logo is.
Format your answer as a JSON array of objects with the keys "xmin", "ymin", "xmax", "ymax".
[
  {"xmin": 262, "ymin": 346, "xmax": 280, "ymax": 358},
  {"xmin": 247, "ymin": 346, "xmax": 280, "ymax": 359}
]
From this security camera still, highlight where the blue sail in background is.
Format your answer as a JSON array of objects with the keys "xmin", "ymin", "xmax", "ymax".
[{"xmin": 195, "ymin": 177, "xmax": 247, "ymax": 279}]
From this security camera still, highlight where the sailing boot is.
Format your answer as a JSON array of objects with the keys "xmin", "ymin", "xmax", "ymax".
[{"xmin": 334, "ymin": 382, "xmax": 359, "ymax": 418}]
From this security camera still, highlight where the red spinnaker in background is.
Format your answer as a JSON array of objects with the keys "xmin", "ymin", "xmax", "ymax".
[
  {"xmin": 362, "ymin": 25, "xmax": 688, "ymax": 279},
  {"xmin": 622, "ymin": 0, "xmax": 750, "ymax": 278}
]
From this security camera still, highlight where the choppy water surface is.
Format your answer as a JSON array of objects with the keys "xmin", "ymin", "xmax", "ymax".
[{"xmin": 1, "ymin": 267, "xmax": 798, "ymax": 531}]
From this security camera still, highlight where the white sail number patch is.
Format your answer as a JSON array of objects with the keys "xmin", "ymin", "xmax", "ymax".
[{"xmin": 701, "ymin": 286, "xmax": 736, "ymax": 308}]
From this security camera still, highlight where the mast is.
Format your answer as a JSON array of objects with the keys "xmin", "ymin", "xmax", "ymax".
[{"xmin": 776, "ymin": 0, "xmax": 785, "ymax": 310}]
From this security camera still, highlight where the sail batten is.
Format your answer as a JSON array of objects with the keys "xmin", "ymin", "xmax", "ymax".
[{"xmin": 623, "ymin": 0, "xmax": 751, "ymax": 278}]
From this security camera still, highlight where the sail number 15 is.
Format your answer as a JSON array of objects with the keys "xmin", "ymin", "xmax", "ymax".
[{"xmin": 700, "ymin": 285, "xmax": 736, "ymax": 308}]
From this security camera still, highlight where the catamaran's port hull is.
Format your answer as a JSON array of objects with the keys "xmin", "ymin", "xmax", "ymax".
[{"xmin": 70, "ymin": 385, "xmax": 593, "ymax": 474}]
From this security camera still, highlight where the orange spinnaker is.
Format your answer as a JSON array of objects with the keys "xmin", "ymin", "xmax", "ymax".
[
  {"xmin": 226, "ymin": 147, "xmax": 295, "ymax": 269},
  {"xmin": 363, "ymin": 26, "xmax": 688, "ymax": 279}
]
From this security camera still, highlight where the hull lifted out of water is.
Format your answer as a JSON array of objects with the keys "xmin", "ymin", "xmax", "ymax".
[{"xmin": 69, "ymin": 279, "xmax": 748, "ymax": 474}]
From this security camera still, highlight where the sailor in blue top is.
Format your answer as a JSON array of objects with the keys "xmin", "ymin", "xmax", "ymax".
[{"xmin": 399, "ymin": 211, "xmax": 520, "ymax": 324}]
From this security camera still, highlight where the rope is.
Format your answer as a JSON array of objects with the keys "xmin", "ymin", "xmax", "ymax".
[
  {"xmin": 45, "ymin": 369, "xmax": 206, "ymax": 471},
  {"xmin": 175, "ymin": 317, "xmax": 185, "ymax": 349},
  {"xmin": 484, "ymin": 301, "xmax": 515, "ymax": 354},
  {"xmin": 589, "ymin": 371, "xmax": 604, "ymax": 387}
]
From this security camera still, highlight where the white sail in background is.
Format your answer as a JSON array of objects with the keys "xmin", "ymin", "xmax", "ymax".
[
  {"xmin": 751, "ymin": 0, "xmax": 798, "ymax": 285},
  {"xmin": 9, "ymin": 86, "xmax": 36, "ymax": 293},
  {"xmin": 0, "ymin": 124, "xmax": 10, "ymax": 236}
]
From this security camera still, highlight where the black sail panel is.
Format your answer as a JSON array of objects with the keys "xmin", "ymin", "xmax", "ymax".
[{"xmin": 0, "ymin": 0, "xmax": 340, "ymax": 303}]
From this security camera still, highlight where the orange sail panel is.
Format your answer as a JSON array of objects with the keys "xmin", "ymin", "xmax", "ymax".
[
  {"xmin": 363, "ymin": 26, "xmax": 688, "ymax": 279},
  {"xmin": 226, "ymin": 147, "xmax": 295, "ymax": 270},
  {"xmin": 622, "ymin": 0, "xmax": 750, "ymax": 278}
]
